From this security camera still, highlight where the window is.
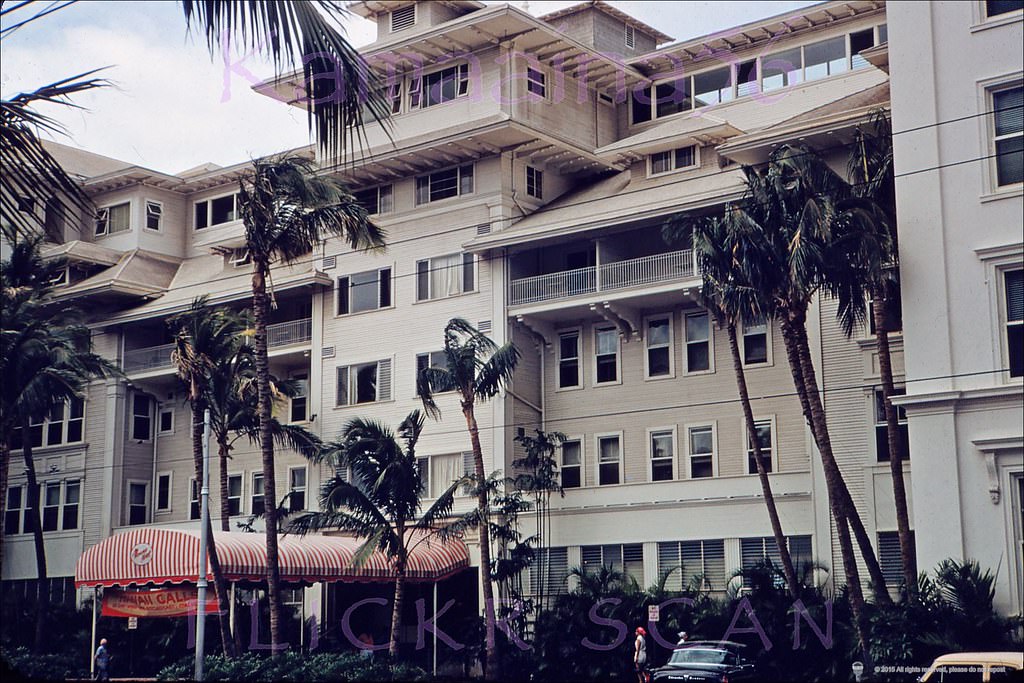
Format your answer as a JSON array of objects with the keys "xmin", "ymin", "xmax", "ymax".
[
  {"xmin": 737, "ymin": 59, "xmax": 758, "ymax": 97},
  {"xmin": 127, "ymin": 482, "xmax": 148, "ymax": 526},
  {"xmin": 741, "ymin": 535, "xmax": 812, "ymax": 582},
  {"xmin": 415, "ymin": 164, "xmax": 473, "ymax": 204},
  {"xmin": 684, "ymin": 312, "xmax": 712, "ymax": 373},
  {"xmin": 290, "ymin": 373, "xmax": 308, "ymax": 423},
  {"xmin": 156, "ymin": 472, "xmax": 172, "ymax": 511},
  {"xmin": 762, "ymin": 46, "xmax": 803, "ymax": 92},
  {"xmin": 415, "ymin": 351, "xmax": 447, "ymax": 394},
  {"xmin": 336, "ymin": 359, "xmax": 392, "ymax": 406},
  {"xmin": 353, "ymin": 185, "xmax": 393, "ymax": 215},
  {"xmin": 875, "ymin": 388, "xmax": 910, "ymax": 462},
  {"xmin": 227, "ymin": 474, "xmax": 242, "ymax": 516},
  {"xmin": 692, "ymin": 66, "xmax": 733, "ymax": 107},
  {"xmin": 526, "ymin": 67, "xmax": 546, "ymax": 98},
  {"xmin": 189, "ymin": 479, "xmax": 200, "ymax": 520},
  {"xmin": 646, "ymin": 315, "xmax": 673, "ymax": 378},
  {"xmin": 251, "ymin": 473, "xmax": 265, "ymax": 515},
  {"xmin": 624, "ymin": 24, "xmax": 635, "ymax": 49},
  {"xmin": 427, "ymin": 453, "xmax": 470, "ymax": 498},
  {"xmin": 530, "ymin": 546, "xmax": 569, "ymax": 595},
  {"xmin": 44, "ymin": 198, "xmax": 65, "ymax": 242},
  {"xmin": 658, "ymin": 539, "xmax": 726, "ymax": 591},
  {"xmin": 416, "ymin": 456, "xmax": 429, "ymax": 495},
  {"xmin": 986, "ymin": 0, "xmax": 1024, "ymax": 18},
  {"xmin": 655, "ymin": 80, "xmax": 691, "ymax": 118},
  {"xmin": 631, "ymin": 86, "xmax": 652, "ymax": 124},
  {"xmin": 95, "ymin": 202, "xmax": 130, "ymax": 236},
  {"xmin": 594, "ymin": 327, "xmax": 620, "ymax": 384},
  {"xmin": 526, "ymin": 166, "xmax": 543, "ymax": 199},
  {"xmin": 390, "ymin": 4, "xmax": 415, "ymax": 31},
  {"xmin": 746, "ymin": 419, "xmax": 774, "ymax": 474},
  {"xmin": 582, "ymin": 544, "xmax": 644, "ymax": 585},
  {"xmin": 558, "ymin": 331, "xmax": 581, "ymax": 389},
  {"xmin": 849, "ymin": 28, "xmax": 876, "ymax": 69},
  {"xmin": 992, "ymin": 86, "xmax": 1023, "ymax": 187},
  {"xmin": 560, "ymin": 439, "xmax": 582, "ymax": 488},
  {"xmin": 416, "ymin": 253, "xmax": 475, "ymax": 300},
  {"xmin": 742, "ymin": 318, "xmax": 769, "ymax": 365},
  {"xmin": 131, "ymin": 394, "xmax": 152, "ymax": 441},
  {"xmin": 597, "ymin": 434, "xmax": 621, "ymax": 485},
  {"xmin": 687, "ymin": 425, "xmax": 715, "ymax": 479},
  {"xmin": 1005, "ymin": 269, "xmax": 1023, "ymax": 377},
  {"xmin": 288, "ymin": 468, "xmax": 306, "ymax": 512},
  {"xmin": 16, "ymin": 195, "xmax": 35, "ymax": 213},
  {"xmin": 4, "ymin": 486, "xmax": 24, "ymax": 535},
  {"xmin": 158, "ymin": 408, "xmax": 174, "ymax": 435},
  {"xmin": 878, "ymin": 530, "xmax": 915, "ymax": 587},
  {"xmin": 649, "ymin": 145, "xmax": 697, "ymax": 175},
  {"xmin": 42, "ymin": 482, "xmax": 61, "ymax": 531},
  {"xmin": 145, "ymin": 201, "xmax": 162, "ymax": 230},
  {"xmin": 411, "ymin": 64, "xmax": 469, "ymax": 109},
  {"xmin": 650, "ymin": 429, "xmax": 675, "ymax": 481},
  {"xmin": 11, "ymin": 397, "xmax": 84, "ymax": 450},
  {"xmin": 62, "ymin": 481, "xmax": 79, "ymax": 530},
  {"xmin": 803, "ymin": 36, "xmax": 847, "ymax": 80},
  {"xmin": 337, "ymin": 267, "xmax": 392, "ymax": 315},
  {"xmin": 194, "ymin": 193, "xmax": 239, "ymax": 229}
]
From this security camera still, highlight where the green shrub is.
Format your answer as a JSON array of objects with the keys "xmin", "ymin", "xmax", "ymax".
[
  {"xmin": 156, "ymin": 651, "xmax": 428, "ymax": 681},
  {"xmin": 1, "ymin": 646, "xmax": 89, "ymax": 681}
]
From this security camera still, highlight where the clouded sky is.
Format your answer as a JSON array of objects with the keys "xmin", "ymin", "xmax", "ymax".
[{"xmin": 1, "ymin": 0, "xmax": 816, "ymax": 175}]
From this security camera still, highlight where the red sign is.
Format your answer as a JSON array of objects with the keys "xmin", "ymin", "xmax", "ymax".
[{"xmin": 102, "ymin": 587, "xmax": 221, "ymax": 618}]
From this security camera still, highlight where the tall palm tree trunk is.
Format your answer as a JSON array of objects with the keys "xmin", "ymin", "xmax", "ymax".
[
  {"xmin": 218, "ymin": 436, "xmax": 231, "ymax": 532},
  {"xmin": 190, "ymin": 398, "xmax": 235, "ymax": 657},
  {"xmin": 462, "ymin": 403, "xmax": 498, "ymax": 680},
  {"xmin": 22, "ymin": 415, "xmax": 48, "ymax": 652},
  {"xmin": 873, "ymin": 296, "xmax": 916, "ymax": 597},
  {"xmin": 252, "ymin": 262, "xmax": 284, "ymax": 654},
  {"xmin": 726, "ymin": 323, "xmax": 800, "ymax": 598},
  {"xmin": 390, "ymin": 544, "xmax": 407, "ymax": 657}
]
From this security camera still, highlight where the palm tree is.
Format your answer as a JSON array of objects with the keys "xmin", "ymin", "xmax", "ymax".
[
  {"xmin": 417, "ymin": 318, "xmax": 520, "ymax": 680},
  {"xmin": 238, "ymin": 153, "xmax": 384, "ymax": 652},
  {"xmin": 289, "ymin": 411, "xmax": 468, "ymax": 656},
  {"xmin": 1, "ymin": 0, "xmax": 388, "ymax": 240},
  {"xmin": 0, "ymin": 235, "xmax": 113, "ymax": 651},
  {"xmin": 664, "ymin": 214, "xmax": 801, "ymax": 599}
]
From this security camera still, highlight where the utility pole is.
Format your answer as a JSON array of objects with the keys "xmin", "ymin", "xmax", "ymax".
[{"xmin": 195, "ymin": 409, "xmax": 211, "ymax": 681}]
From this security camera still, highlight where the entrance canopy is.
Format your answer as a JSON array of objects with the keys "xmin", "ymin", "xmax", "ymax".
[{"xmin": 75, "ymin": 527, "xmax": 470, "ymax": 588}]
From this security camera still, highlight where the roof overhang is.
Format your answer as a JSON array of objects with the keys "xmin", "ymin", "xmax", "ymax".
[
  {"xmin": 539, "ymin": 1, "xmax": 674, "ymax": 45},
  {"xmin": 41, "ymin": 240, "xmax": 123, "ymax": 267},
  {"xmin": 596, "ymin": 116, "xmax": 744, "ymax": 164},
  {"xmin": 860, "ymin": 42, "xmax": 889, "ymax": 73}
]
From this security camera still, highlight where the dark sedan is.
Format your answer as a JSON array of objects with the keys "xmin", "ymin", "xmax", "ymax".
[{"xmin": 650, "ymin": 641, "xmax": 757, "ymax": 683}]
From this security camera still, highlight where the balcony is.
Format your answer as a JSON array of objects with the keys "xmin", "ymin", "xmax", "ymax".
[
  {"xmin": 509, "ymin": 250, "xmax": 695, "ymax": 307},
  {"xmin": 123, "ymin": 318, "xmax": 312, "ymax": 375}
]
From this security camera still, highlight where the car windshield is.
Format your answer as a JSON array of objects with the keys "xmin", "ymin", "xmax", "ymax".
[{"xmin": 669, "ymin": 648, "xmax": 737, "ymax": 666}]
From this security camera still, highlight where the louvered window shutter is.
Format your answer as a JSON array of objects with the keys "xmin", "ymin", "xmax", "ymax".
[
  {"xmin": 376, "ymin": 359, "xmax": 392, "ymax": 401},
  {"xmin": 336, "ymin": 366, "xmax": 349, "ymax": 406}
]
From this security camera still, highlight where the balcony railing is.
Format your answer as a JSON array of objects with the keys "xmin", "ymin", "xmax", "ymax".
[
  {"xmin": 509, "ymin": 249, "xmax": 695, "ymax": 306},
  {"xmin": 123, "ymin": 318, "xmax": 312, "ymax": 374}
]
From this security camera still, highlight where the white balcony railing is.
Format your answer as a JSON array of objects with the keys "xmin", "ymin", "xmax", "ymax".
[
  {"xmin": 123, "ymin": 318, "xmax": 312, "ymax": 374},
  {"xmin": 509, "ymin": 249, "xmax": 695, "ymax": 306}
]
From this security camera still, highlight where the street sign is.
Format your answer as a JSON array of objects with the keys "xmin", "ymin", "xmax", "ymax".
[
  {"xmin": 648, "ymin": 605, "xmax": 659, "ymax": 622},
  {"xmin": 127, "ymin": 617, "xmax": 138, "ymax": 630}
]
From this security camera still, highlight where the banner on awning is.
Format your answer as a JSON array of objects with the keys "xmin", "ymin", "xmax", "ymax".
[{"xmin": 101, "ymin": 587, "xmax": 221, "ymax": 618}]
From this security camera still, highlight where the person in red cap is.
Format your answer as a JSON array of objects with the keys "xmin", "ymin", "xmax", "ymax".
[{"xmin": 633, "ymin": 626, "xmax": 649, "ymax": 683}]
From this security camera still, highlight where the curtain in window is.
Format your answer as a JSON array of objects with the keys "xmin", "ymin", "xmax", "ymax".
[
  {"xmin": 430, "ymin": 454, "xmax": 461, "ymax": 498},
  {"xmin": 431, "ymin": 253, "xmax": 462, "ymax": 298}
]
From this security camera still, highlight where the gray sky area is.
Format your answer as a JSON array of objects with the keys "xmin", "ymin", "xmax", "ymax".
[{"xmin": 0, "ymin": 1, "xmax": 817, "ymax": 173}]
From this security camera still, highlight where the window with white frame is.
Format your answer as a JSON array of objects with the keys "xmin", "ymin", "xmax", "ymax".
[
  {"xmin": 416, "ymin": 253, "xmax": 475, "ymax": 301},
  {"xmin": 558, "ymin": 330, "xmax": 581, "ymax": 389},
  {"xmin": 526, "ymin": 67, "xmax": 546, "ymax": 98},
  {"xmin": 251, "ymin": 473, "xmax": 265, "ymax": 515},
  {"xmin": 746, "ymin": 419, "xmax": 774, "ymax": 474},
  {"xmin": 189, "ymin": 479, "xmax": 200, "ymax": 520},
  {"xmin": 560, "ymin": 439, "xmax": 582, "ymax": 488},
  {"xmin": 194, "ymin": 193, "xmax": 239, "ymax": 229},
  {"xmin": 685, "ymin": 311, "xmax": 712, "ymax": 373},
  {"xmin": 4, "ymin": 485, "xmax": 25, "ymax": 535},
  {"xmin": 741, "ymin": 535, "xmax": 812, "ymax": 582},
  {"xmin": 650, "ymin": 429, "xmax": 675, "ymax": 481},
  {"xmin": 290, "ymin": 373, "xmax": 309, "ymax": 423},
  {"xmin": 874, "ymin": 388, "xmax": 910, "ymax": 462},
  {"xmin": 62, "ymin": 480, "xmax": 80, "ymax": 530},
  {"xmin": 646, "ymin": 315, "xmax": 673, "ymax": 378},
  {"xmin": 687, "ymin": 424, "xmax": 715, "ymax": 479},
  {"xmin": 427, "ymin": 453, "xmax": 470, "ymax": 499},
  {"xmin": 597, "ymin": 434, "xmax": 621, "ymax": 485},
  {"xmin": 582, "ymin": 543, "xmax": 643, "ymax": 585},
  {"xmin": 144, "ymin": 200, "xmax": 162, "ymax": 230},
  {"xmin": 985, "ymin": 0, "xmax": 1024, "ymax": 19},
  {"xmin": 336, "ymin": 359, "xmax": 392, "ymax": 406},
  {"xmin": 1004, "ymin": 268, "xmax": 1023, "ymax": 378},
  {"xmin": 288, "ymin": 467, "xmax": 306, "ymax": 512},
  {"xmin": 131, "ymin": 393, "xmax": 152, "ymax": 441},
  {"xmin": 42, "ymin": 481, "xmax": 62, "ymax": 531},
  {"xmin": 692, "ymin": 66, "xmax": 733, "ymax": 107},
  {"xmin": 658, "ymin": 539, "xmax": 727, "ymax": 591},
  {"xmin": 594, "ymin": 327, "xmax": 620, "ymax": 384},
  {"xmin": 741, "ymin": 317, "xmax": 769, "ymax": 366},
  {"xmin": 156, "ymin": 472, "xmax": 172, "ymax": 512},
  {"xmin": 650, "ymin": 145, "xmax": 697, "ymax": 175},
  {"xmin": 410, "ymin": 64, "xmax": 469, "ymax": 109},
  {"xmin": 227, "ymin": 474, "xmax": 242, "ymax": 516},
  {"xmin": 390, "ymin": 4, "xmax": 415, "ymax": 32},
  {"xmin": 526, "ymin": 165, "xmax": 543, "ymax": 199},
  {"xmin": 11, "ymin": 397, "xmax": 84, "ymax": 450},
  {"xmin": 127, "ymin": 482, "xmax": 148, "ymax": 526},
  {"xmin": 337, "ymin": 267, "xmax": 392, "ymax": 315},
  {"xmin": 158, "ymin": 407, "xmax": 174, "ymax": 435},
  {"xmin": 415, "ymin": 351, "xmax": 447, "ymax": 396},
  {"xmin": 992, "ymin": 85, "xmax": 1023, "ymax": 187},
  {"xmin": 530, "ymin": 546, "xmax": 569, "ymax": 595},
  {"xmin": 95, "ymin": 202, "xmax": 130, "ymax": 236},
  {"xmin": 353, "ymin": 185, "xmax": 394, "ymax": 215},
  {"xmin": 415, "ymin": 164, "xmax": 473, "ymax": 204}
]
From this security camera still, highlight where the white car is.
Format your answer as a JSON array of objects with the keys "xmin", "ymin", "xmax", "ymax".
[{"xmin": 918, "ymin": 652, "xmax": 1024, "ymax": 682}]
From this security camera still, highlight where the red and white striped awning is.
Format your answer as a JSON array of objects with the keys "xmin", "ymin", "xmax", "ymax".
[{"xmin": 75, "ymin": 527, "xmax": 470, "ymax": 588}]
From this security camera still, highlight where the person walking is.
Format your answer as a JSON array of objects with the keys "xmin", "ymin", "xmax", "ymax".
[
  {"xmin": 633, "ymin": 626, "xmax": 649, "ymax": 683},
  {"xmin": 93, "ymin": 638, "xmax": 110, "ymax": 681}
]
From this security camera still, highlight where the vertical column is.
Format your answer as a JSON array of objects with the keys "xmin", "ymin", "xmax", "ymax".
[{"xmin": 100, "ymin": 379, "xmax": 126, "ymax": 538}]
